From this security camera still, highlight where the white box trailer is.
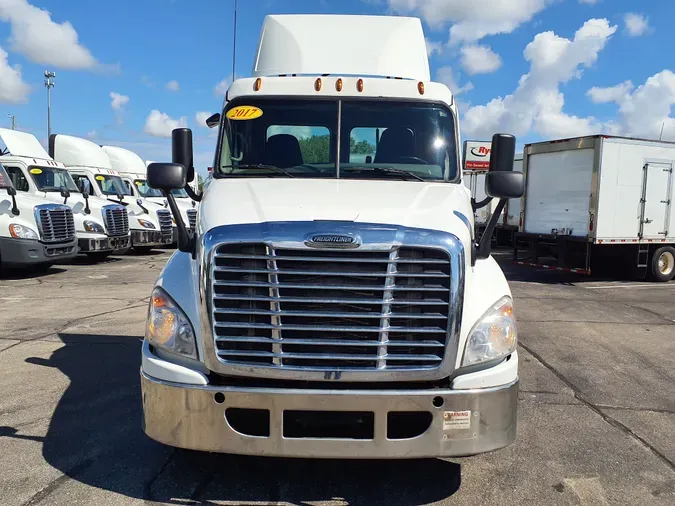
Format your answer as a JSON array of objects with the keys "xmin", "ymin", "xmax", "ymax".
[
  {"xmin": 493, "ymin": 153, "xmax": 523, "ymax": 246},
  {"xmin": 514, "ymin": 135, "xmax": 675, "ymax": 281},
  {"xmin": 462, "ymin": 140, "xmax": 494, "ymax": 234}
]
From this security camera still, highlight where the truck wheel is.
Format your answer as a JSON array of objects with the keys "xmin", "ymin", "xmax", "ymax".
[
  {"xmin": 649, "ymin": 246, "xmax": 675, "ymax": 282},
  {"xmin": 134, "ymin": 246, "xmax": 154, "ymax": 254},
  {"xmin": 85, "ymin": 252, "xmax": 111, "ymax": 263}
]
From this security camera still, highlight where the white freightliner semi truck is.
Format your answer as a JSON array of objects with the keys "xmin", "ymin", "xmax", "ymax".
[
  {"xmin": 101, "ymin": 146, "xmax": 198, "ymax": 239},
  {"xmin": 140, "ymin": 14, "xmax": 525, "ymax": 458},
  {"xmin": 514, "ymin": 135, "xmax": 675, "ymax": 281},
  {"xmin": 49, "ymin": 135, "xmax": 174, "ymax": 253},
  {"xmin": 0, "ymin": 129, "xmax": 130, "ymax": 261},
  {"xmin": 0, "ymin": 162, "xmax": 78, "ymax": 270}
]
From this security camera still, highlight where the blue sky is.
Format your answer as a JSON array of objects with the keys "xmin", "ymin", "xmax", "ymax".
[{"xmin": 1, "ymin": 0, "xmax": 674, "ymax": 176}]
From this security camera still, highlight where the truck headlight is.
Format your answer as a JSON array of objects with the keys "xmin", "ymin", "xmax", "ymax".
[
  {"xmin": 146, "ymin": 287, "xmax": 197, "ymax": 359},
  {"xmin": 137, "ymin": 219, "xmax": 156, "ymax": 229},
  {"xmin": 462, "ymin": 296, "xmax": 517, "ymax": 366},
  {"xmin": 83, "ymin": 220, "xmax": 105, "ymax": 234},
  {"xmin": 9, "ymin": 224, "xmax": 39, "ymax": 240}
]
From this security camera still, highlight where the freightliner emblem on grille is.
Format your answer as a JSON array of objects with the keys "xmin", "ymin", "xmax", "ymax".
[{"xmin": 305, "ymin": 233, "xmax": 360, "ymax": 249}]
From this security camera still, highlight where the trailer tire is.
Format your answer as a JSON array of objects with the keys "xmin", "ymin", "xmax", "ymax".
[{"xmin": 649, "ymin": 246, "xmax": 675, "ymax": 282}]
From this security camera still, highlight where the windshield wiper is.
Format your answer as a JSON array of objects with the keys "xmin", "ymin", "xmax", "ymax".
[
  {"xmin": 40, "ymin": 186, "xmax": 70, "ymax": 192},
  {"xmin": 344, "ymin": 166, "xmax": 426, "ymax": 182},
  {"xmin": 220, "ymin": 164, "xmax": 295, "ymax": 178}
]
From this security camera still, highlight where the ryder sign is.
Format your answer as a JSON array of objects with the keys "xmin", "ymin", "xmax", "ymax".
[{"xmin": 463, "ymin": 140, "xmax": 492, "ymax": 170}]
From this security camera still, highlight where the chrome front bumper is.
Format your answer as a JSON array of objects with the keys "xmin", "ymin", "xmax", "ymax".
[
  {"xmin": 141, "ymin": 371, "xmax": 518, "ymax": 458},
  {"xmin": 131, "ymin": 230, "xmax": 173, "ymax": 247},
  {"xmin": 78, "ymin": 235, "xmax": 131, "ymax": 253}
]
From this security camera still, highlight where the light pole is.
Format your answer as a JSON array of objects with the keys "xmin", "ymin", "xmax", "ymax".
[
  {"xmin": 44, "ymin": 70, "xmax": 56, "ymax": 138},
  {"xmin": 7, "ymin": 114, "xmax": 16, "ymax": 130}
]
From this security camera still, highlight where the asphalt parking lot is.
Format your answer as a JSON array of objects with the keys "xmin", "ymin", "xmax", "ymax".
[{"xmin": 0, "ymin": 249, "xmax": 673, "ymax": 505}]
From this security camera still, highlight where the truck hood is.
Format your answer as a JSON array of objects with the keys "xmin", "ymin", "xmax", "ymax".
[{"xmin": 200, "ymin": 179, "xmax": 474, "ymax": 239}]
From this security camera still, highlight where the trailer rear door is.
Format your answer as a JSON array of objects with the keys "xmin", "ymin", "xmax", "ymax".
[
  {"xmin": 640, "ymin": 162, "xmax": 673, "ymax": 238},
  {"xmin": 524, "ymin": 146, "xmax": 595, "ymax": 237}
]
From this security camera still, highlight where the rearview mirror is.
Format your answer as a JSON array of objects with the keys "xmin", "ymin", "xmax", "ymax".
[
  {"xmin": 148, "ymin": 162, "xmax": 187, "ymax": 191},
  {"xmin": 489, "ymin": 133, "xmax": 516, "ymax": 172},
  {"xmin": 6, "ymin": 186, "xmax": 17, "ymax": 197},
  {"xmin": 486, "ymin": 171, "xmax": 525, "ymax": 199},
  {"xmin": 172, "ymin": 128, "xmax": 194, "ymax": 183}
]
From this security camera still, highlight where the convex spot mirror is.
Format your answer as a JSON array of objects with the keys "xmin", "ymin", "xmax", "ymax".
[
  {"xmin": 148, "ymin": 163, "xmax": 187, "ymax": 191},
  {"xmin": 172, "ymin": 128, "xmax": 195, "ymax": 183}
]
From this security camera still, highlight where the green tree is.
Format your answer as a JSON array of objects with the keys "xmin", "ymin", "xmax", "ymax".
[
  {"xmin": 350, "ymin": 138, "xmax": 376, "ymax": 155},
  {"xmin": 298, "ymin": 135, "xmax": 331, "ymax": 163}
]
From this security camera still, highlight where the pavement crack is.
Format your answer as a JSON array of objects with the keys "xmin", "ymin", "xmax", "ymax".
[
  {"xmin": 617, "ymin": 301, "xmax": 675, "ymax": 325},
  {"xmin": 519, "ymin": 340, "xmax": 675, "ymax": 473},
  {"xmin": 593, "ymin": 405, "xmax": 675, "ymax": 416},
  {"xmin": 20, "ymin": 458, "xmax": 95, "ymax": 506}
]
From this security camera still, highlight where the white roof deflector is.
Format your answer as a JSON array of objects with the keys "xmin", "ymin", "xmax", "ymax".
[
  {"xmin": 0, "ymin": 128, "xmax": 51, "ymax": 160},
  {"xmin": 253, "ymin": 15, "xmax": 431, "ymax": 81},
  {"xmin": 51, "ymin": 134, "xmax": 113, "ymax": 170},
  {"xmin": 102, "ymin": 145, "xmax": 146, "ymax": 175}
]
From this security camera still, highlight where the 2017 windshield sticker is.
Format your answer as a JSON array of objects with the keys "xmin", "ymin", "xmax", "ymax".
[
  {"xmin": 95, "ymin": 175, "xmax": 105, "ymax": 181},
  {"xmin": 226, "ymin": 106, "xmax": 263, "ymax": 121},
  {"xmin": 29, "ymin": 168, "xmax": 43, "ymax": 175}
]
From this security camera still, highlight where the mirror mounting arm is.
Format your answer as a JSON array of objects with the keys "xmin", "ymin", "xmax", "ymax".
[
  {"xmin": 472, "ymin": 196, "xmax": 492, "ymax": 211},
  {"xmin": 164, "ymin": 192, "xmax": 195, "ymax": 256},
  {"xmin": 82, "ymin": 192, "xmax": 91, "ymax": 214},
  {"xmin": 475, "ymin": 199, "xmax": 507, "ymax": 261},
  {"xmin": 184, "ymin": 184, "xmax": 202, "ymax": 202},
  {"xmin": 6, "ymin": 187, "xmax": 20, "ymax": 216}
]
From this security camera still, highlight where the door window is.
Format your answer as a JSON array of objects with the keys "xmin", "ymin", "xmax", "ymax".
[{"xmin": 3, "ymin": 166, "xmax": 29, "ymax": 192}]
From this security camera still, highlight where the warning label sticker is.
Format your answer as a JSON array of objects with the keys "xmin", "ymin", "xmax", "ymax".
[{"xmin": 443, "ymin": 410, "xmax": 472, "ymax": 430}]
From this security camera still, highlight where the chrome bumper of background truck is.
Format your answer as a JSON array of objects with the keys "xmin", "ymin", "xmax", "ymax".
[
  {"xmin": 131, "ymin": 230, "xmax": 173, "ymax": 247},
  {"xmin": 141, "ymin": 371, "xmax": 518, "ymax": 458},
  {"xmin": 78, "ymin": 235, "xmax": 130, "ymax": 253}
]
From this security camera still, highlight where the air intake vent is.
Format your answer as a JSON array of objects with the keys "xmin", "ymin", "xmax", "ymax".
[
  {"xmin": 37, "ymin": 205, "xmax": 75, "ymax": 243},
  {"xmin": 103, "ymin": 205, "xmax": 129, "ymax": 236}
]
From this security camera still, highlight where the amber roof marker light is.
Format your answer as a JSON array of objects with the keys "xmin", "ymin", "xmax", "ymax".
[
  {"xmin": 335, "ymin": 78, "xmax": 343, "ymax": 92},
  {"xmin": 418, "ymin": 81, "xmax": 425, "ymax": 95},
  {"xmin": 357, "ymin": 78, "xmax": 364, "ymax": 92},
  {"xmin": 315, "ymin": 77, "xmax": 322, "ymax": 92},
  {"xmin": 254, "ymin": 78, "xmax": 262, "ymax": 91}
]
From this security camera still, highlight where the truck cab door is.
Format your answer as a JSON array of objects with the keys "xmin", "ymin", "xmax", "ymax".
[{"xmin": 640, "ymin": 162, "xmax": 673, "ymax": 238}]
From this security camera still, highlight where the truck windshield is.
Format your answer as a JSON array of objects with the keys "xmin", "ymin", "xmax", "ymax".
[
  {"xmin": 97, "ymin": 174, "xmax": 131, "ymax": 196},
  {"xmin": 0, "ymin": 163, "xmax": 14, "ymax": 190},
  {"xmin": 29, "ymin": 166, "xmax": 79, "ymax": 193},
  {"xmin": 217, "ymin": 98, "xmax": 458, "ymax": 181},
  {"xmin": 134, "ymin": 179, "xmax": 163, "ymax": 198},
  {"xmin": 171, "ymin": 188, "xmax": 189, "ymax": 198}
]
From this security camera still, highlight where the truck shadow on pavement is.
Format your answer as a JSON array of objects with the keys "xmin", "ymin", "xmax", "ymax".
[{"xmin": 2, "ymin": 333, "xmax": 462, "ymax": 505}]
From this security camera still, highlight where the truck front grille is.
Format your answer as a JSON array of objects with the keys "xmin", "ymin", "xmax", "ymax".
[
  {"xmin": 157, "ymin": 209, "xmax": 173, "ymax": 238},
  {"xmin": 37, "ymin": 205, "xmax": 75, "ymax": 243},
  {"xmin": 187, "ymin": 209, "xmax": 197, "ymax": 230},
  {"xmin": 211, "ymin": 244, "xmax": 451, "ymax": 371},
  {"xmin": 103, "ymin": 205, "xmax": 129, "ymax": 236}
]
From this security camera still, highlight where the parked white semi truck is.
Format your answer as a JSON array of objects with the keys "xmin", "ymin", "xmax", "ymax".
[
  {"xmin": 101, "ymin": 147, "xmax": 198, "ymax": 237},
  {"xmin": 0, "ymin": 162, "xmax": 78, "ymax": 270},
  {"xmin": 0, "ymin": 129, "xmax": 130, "ymax": 261},
  {"xmin": 514, "ymin": 135, "xmax": 675, "ymax": 281},
  {"xmin": 49, "ymin": 135, "xmax": 174, "ymax": 253},
  {"xmin": 140, "ymin": 14, "xmax": 525, "ymax": 458}
]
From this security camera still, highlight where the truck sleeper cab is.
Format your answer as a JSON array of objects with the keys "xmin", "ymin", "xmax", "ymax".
[
  {"xmin": 0, "ymin": 162, "xmax": 77, "ymax": 270},
  {"xmin": 101, "ymin": 147, "xmax": 198, "ymax": 241},
  {"xmin": 140, "ymin": 14, "xmax": 524, "ymax": 459},
  {"xmin": 0, "ymin": 129, "xmax": 130, "ymax": 260},
  {"xmin": 50, "ymin": 135, "xmax": 174, "ymax": 252}
]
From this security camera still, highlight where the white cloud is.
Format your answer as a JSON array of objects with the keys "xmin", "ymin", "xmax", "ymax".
[
  {"xmin": 0, "ymin": 46, "xmax": 30, "ymax": 103},
  {"xmin": 587, "ymin": 80, "xmax": 633, "ymax": 103},
  {"xmin": 624, "ymin": 13, "xmax": 650, "ymax": 37},
  {"xmin": 141, "ymin": 75, "xmax": 154, "ymax": 87},
  {"xmin": 589, "ymin": 71, "xmax": 675, "ymax": 141},
  {"xmin": 86, "ymin": 130, "xmax": 97, "ymax": 139},
  {"xmin": 110, "ymin": 92, "xmax": 129, "ymax": 110},
  {"xmin": 425, "ymin": 37, "xmax": 442, "ymax": 57},
  {"xmin": 462, "ymin": 18, "xmax": 616, "ymax": 140},
  {"xmin": 195, "ymin": 111, "xmax": 211, "ymax": 127},
  {"xmin": 0, "ymin": 0, "xmax": 102, "ymax": 69},
  {"xmin": 460, "ymin": 44, "xmax": 502, "ymax": 75},
  {"xmin": 579, "ymin": 0, "xmax": 600, "ymax": 4},
  {"xmin": 144, "ymin": 110, "xmax": 188, "ymax": 138},
  {"xmin": 166, "ymin": 80, "xmax": 180, "ymax": 92},
  {"xmin": 436, "ymin": 66, "xmax": 474, "ymax": 96},
  {"xmin": 387, "ymin": 0, "xmax": 553, "ymax": 43},
  {"xmin": 214, "ymin": 77, "xmax": 230, "ymax": 96}
]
